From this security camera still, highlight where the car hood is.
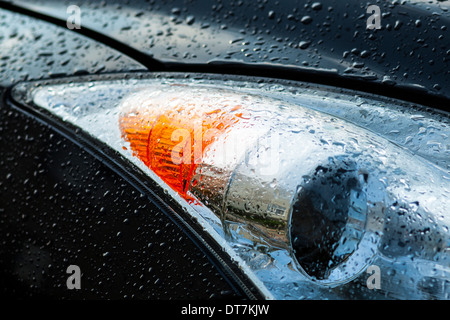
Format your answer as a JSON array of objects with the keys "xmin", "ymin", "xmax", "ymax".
[{"xmin": 2, "ymin": 0, "xmax": 450, "ymax": 107}]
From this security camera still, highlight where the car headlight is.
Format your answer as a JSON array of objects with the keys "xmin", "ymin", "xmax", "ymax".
[{"xmin": 12, "ymin": 72, "xmax": 449, "ymax": 300}]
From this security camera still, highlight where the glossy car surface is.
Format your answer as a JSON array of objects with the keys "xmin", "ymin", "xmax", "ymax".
[{"xmin": 0, "ymin": 0, "xmax": 448, "ymax": 300}]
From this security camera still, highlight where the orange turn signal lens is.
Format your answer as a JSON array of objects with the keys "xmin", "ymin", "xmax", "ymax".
[{"xmin": 119, "ymin": 97, "xmax": 243, "ymax": 195}]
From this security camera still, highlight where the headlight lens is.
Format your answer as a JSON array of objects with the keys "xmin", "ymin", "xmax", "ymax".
[{"xmin": 16, "ymin": 73, "xmax": 449, "ymax": 299}]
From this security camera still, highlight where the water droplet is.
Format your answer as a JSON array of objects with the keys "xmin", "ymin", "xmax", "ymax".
[
  {"xmin": 301, "ymin": 16, "xmax": 313, "ymax": 24},
  {"xmin": 299, "ymin": 41, "xmax": 311, "ymax": 49},
  {"xmin": 311, "ymin": 2, "xmax": 323, "ymax": 11},
  {"xmin": 171, "ymin": 7, "xmax": 181, "ymax": 15},
  {"xmin": 186, "ymin": 15, "xmax": 195, "ymax": 25}
]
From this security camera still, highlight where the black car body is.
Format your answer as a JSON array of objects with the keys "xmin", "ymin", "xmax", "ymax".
[{"xmin": 0, "ymin": 0, "xmax": 449, "ymax": 300}]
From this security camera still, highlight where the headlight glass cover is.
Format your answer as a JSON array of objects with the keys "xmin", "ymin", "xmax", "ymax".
[{"xmin": 13, "ymin": 73, "xmax": 450, "ymax": 300}]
